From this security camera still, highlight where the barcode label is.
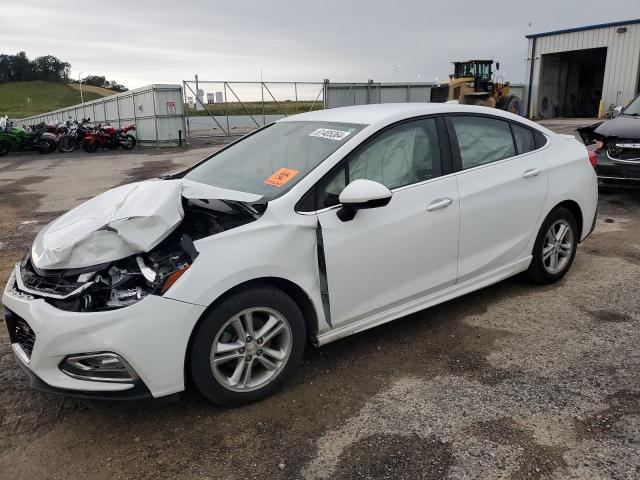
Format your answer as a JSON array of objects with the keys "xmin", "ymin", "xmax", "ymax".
[{"xmin": 309, "ymin": 128, "xmax": 352, "ymax": 141}]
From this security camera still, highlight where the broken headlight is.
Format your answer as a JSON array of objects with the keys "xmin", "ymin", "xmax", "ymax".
[{"xmin": 18, "ymin": 234, "xmax": 197, "ymax": 312}]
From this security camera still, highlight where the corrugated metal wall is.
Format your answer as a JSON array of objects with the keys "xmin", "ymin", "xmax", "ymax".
[
  {"xmin": 324, "ymin": 82, "xmax": 435, "ymax": 108},
  {"xmin": 525, "ymin": 21, "xmax": 640, "ymax": 118},
  {"xmin": 325, "ymin": 81, "xmax": 525, "ymax": 109},
  {"xmin": 14, "ymin": 84, "xmax": 185, "ymax": 146}
]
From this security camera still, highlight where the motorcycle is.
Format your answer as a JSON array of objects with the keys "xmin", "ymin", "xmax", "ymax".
[
  {"xmin": 82, "ymin": 123, "xmax": 136, "ymax": 152},
  {"xmin": 82, "ymin": 123, "xmax": 118, "ymax": 152},
  {"xmin": 58, "ymin": 119, "xmax": 92, "ymax": 153},
  {"xmin": 0, "ymin": 116, "xmax": 59, "ymax": 156}
]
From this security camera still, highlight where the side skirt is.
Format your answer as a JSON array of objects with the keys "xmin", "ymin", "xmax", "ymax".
[{"xmin": 316, "ymin": 256, "xmax": 532, "ymax": 346}]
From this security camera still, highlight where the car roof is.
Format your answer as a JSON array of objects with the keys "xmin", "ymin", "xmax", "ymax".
[{"xmin": 280, "ymin": 103, "xmax": 543, "ymax": 130}]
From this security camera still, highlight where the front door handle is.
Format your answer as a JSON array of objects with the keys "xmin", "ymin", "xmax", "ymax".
[
  {"xmin": 426, "ymin": 198, "xmax": 453, "ymax": 212},
  {"xmin": 522, "ymin": 168, "xmax": 541, "ymax": 179}
]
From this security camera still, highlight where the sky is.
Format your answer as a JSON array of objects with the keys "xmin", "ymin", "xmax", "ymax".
[{"xmin": 1, "ymin": 0, "xmax": 639, "ymax": 90}]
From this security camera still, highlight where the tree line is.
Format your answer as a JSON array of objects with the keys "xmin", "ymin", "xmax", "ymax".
[{"xmin": 0, "ymin": 51, "xmax": 127, "ymax": 92}]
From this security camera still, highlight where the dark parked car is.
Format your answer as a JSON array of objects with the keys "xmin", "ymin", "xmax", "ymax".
[{"xmin": 578, "ymin": 95, "xmax": 640, "ymax": 189}]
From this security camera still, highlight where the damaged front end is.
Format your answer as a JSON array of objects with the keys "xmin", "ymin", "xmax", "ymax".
[
  {"xmin": 13, "ymin": 185, "xmax": 262, "ymax": 312},
  {"xmin": 577, "ymin": 118, "xmax": 640, "ymax": 188}
]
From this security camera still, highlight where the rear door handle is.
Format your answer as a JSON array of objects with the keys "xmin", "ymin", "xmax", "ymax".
[
  {"xmin": 522, "ymin": 168, "xmax": 541, "ymax": 179},
  {"xmin": 426, "ymin": 198, "xmax": 453, "ymax": 212}
]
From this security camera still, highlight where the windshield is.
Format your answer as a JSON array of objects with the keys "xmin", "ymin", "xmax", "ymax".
[
  {"xmin": 623, "ymin": 96, "xmax": 640, "ymax": 116},
  {"xmin": 185, "ymin": 121, "xmax": 365, "ymax": 200}
]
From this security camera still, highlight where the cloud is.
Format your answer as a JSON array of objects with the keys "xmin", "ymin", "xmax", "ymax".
[{"xmin": 1, "ymin": 0, "xmax": 638, "ymax": 88}]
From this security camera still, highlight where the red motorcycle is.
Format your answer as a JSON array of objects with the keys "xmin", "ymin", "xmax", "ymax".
[
  {"xmin": 82, "ymin": 123, "xmax": 136, "ymax": 152},
  {"xmin": 116, "ymin": 124, "xmax": 137, "ymax": 150}
]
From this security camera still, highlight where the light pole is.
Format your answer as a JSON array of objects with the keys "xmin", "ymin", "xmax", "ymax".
[{"xmin": 78, "ymin": 71, "xmax": 85, "ymax": 106}]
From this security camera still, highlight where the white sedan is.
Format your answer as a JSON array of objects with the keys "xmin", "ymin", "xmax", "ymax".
[{"xmin": 2, "ymin": 104, "xmax": 597, "ymax": 406}]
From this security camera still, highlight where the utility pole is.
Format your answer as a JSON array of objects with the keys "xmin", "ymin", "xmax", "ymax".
[
  {"xmin": 78, "ymin": 71, "xmax": 85, "ymax": 106},
  {"xmin": 261, "ymin": 68, "xmax": 265, "ymax": 126}
]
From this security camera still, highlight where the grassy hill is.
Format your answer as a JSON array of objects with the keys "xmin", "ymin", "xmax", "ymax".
[
  {"xmin": 185, "ymin": 100, "xmax": 323, "ymax": 117},
  {"xmin": 0, "ymin": 81, "xmax": 114, "ymax": 119},
  {"xmin": 68, "ymin": 83, "xmax": 119, "ymax": 97}
]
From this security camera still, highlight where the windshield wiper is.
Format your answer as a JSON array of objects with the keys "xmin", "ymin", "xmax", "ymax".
[{"xmin": 621, "ymin": 112, "xmax": 640, "ymax": 117}]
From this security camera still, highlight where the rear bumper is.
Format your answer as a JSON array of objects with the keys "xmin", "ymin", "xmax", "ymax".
[{"xmin": 597, "ymin": 175, "xmax": 640, "ymax": 189}]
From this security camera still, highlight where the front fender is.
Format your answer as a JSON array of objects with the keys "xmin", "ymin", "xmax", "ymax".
[{"xmin": 162, "ymin": 212, "xmax": 328, "ymax": 333}]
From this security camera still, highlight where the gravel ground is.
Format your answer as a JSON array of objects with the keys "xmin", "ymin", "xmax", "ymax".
[{"xmin": 0, "ymin": 121, "xmax": 639, "ymax": 479}]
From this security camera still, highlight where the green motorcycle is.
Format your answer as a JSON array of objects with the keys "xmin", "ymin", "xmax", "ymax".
[{"xmin": 0, "ymin": 116, "xmax": 59, "ymax": 157}]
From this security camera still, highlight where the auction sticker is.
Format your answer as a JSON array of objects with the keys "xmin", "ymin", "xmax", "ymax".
[
  {"xmin": 309, "ymin": 128, "xmax": 352, "ymax": 141},
  {"xmin": 264, "ymin": 168, "xmax": 300, "ymax": 187}
]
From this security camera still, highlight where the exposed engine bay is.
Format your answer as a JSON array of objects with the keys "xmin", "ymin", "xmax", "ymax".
[{"xmin": 15, "ymin": 197, "xmax": 260, "ymax": 312}]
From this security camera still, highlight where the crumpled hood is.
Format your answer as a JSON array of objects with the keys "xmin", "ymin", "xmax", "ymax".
[
  {"xmin": 31, "ymin": 179, "xmax": 262, "ymax": 270},
  {"xmin": 593, "ymin": 115, "xmax": 640, "ymax": 139}
]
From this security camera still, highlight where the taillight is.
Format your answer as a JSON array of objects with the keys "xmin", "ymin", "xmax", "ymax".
[{"xmin": 588, "ymin": 150, "xmax": 597, "ymax": 168}]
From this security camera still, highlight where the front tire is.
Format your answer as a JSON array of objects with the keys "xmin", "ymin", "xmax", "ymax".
[
  {"xmin": 58, "ymin": 135, "xmax": 76, "ymax": 153},
  {"xmin": 526, "ymin": 207, "xmax": 578, "ymax": 284},
  {"xmin": 189, "ymin": 286, "xmax": 306, "ymax": 407}
]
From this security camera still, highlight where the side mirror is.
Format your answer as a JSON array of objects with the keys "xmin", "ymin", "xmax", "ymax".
[
  {"xmin": 337, "ymin": 179, "xmax": 392, "ymax": 222},
  {"xmin": 613, "ymin": 106, "xmax": 623, "ymax": 118},
  {"xmin": 496, "ymin": 62, "xmax": 500, "ymax": 71}
]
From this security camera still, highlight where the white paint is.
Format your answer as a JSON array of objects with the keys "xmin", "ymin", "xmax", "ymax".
[{"xmin": 338, "ymin": 179, "xmax": 391, "ymax": 204}]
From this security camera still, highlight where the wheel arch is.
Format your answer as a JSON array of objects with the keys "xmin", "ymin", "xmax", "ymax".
[
  {"xmin": 183, "ymin": 277, "xmax": 319, "ymax": 386},
  {"xmin": 551, "ymin": 199, "xmax": 583, "ymax": 241}
]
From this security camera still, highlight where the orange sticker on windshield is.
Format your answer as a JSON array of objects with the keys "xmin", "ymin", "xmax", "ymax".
[{"xmin": 264, "ymin": 168, "xmax": 300, "ymax": 187}]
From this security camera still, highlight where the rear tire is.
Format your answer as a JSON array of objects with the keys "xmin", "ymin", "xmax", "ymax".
[
  {"xmin": 0, "ymin": 141, "xmax": 9, "ymax": 157},
  {"xmin": 526, "ymin": 207, "xmax": 578, "ymax": 284},
  {"xmin": 188, "ymin": 286, "xmax": 306, "ymax": 407},
  {"xmin": 120, "ymin": 134, "xmax": 136, "ymax": 150},
  {"xmin": 498, "ymin": 95, "xmax": 523, "ymax": 116},
  {"xmin": 36, "ymin": 139, "xmax": 51, "ymax": 154}
]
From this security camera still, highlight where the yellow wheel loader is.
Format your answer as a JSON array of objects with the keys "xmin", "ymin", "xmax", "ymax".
[{"xmin": 433, "ymin": 60, "xmax": 523, "ymax": 115}]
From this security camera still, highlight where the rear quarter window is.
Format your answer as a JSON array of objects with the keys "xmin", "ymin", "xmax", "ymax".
[
  {"xmin": 534, "ymin": 130, "xmax": 548, "ymax": 149},
  {"xmin": 512, "ymin": 124, "xmax": 536, "ymax": 155}
]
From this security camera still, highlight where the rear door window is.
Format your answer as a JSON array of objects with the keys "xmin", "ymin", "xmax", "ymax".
[{"xmin": 450, "ymin": 116, "xmax": 515, "ymax": 169}]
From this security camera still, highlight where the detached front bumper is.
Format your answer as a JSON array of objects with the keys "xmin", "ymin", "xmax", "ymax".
[{"xmin": 2, "ymin": 270, "xmax": 206, "ymax": 399}]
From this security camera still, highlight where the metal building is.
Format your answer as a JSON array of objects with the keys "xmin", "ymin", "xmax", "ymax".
[{"xmin": 524, "ymin": 19, "xmax": 640, "ymax": 119}]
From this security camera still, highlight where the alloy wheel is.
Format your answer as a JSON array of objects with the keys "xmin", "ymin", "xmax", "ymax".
[
  {"xmin": 210, "ymin": 307, "xmax": 292, "ymax": 392},
  {"xmin": 542, "ymin": 219, "xmax": 574, "ymax": 274}
]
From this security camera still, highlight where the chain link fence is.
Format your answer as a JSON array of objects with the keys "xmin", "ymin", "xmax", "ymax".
[{"xmin": 182, "ymin": 80, "xmax": 325, "ymax": 138}]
